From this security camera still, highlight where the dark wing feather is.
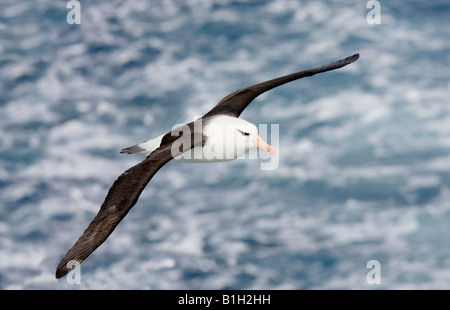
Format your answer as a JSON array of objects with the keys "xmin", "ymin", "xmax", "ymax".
[
  {"xmin": 56, "ymin": 119, "xmax": 203, "ymax": 279},
  {"xmin": 55, "ymin": 146, "xmax": 173, "ymax": 279},
  {"xmin": 204, "ymin": 53, "xmax": 359, "ymax": 118}
]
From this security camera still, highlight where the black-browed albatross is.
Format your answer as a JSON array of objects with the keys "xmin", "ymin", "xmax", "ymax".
[{"xmin": 55, "ymin": 53, "xmax": 359, "ymax": 279}]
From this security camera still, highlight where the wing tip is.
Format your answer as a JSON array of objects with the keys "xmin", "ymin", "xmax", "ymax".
[
  {"xmin": 346, "ymin": 53, "xmax": 360, "ymax": 64},
  {"xmin": 333, "ymin": 53, "xmax": 360, "ymax": 67},
  {"xmin": 120, "ymin": 145, "xmax": 145, "ymax": 154},
  {"xmin": 55, "ymin": 258, "xmax": 82, "ymax": 279},
  {"xmin": 55, "ymin": 269, "xmax": 66, "ymax": 279},
  {"xmin": 316, "ymin": 53, "xmax": 359, "ymax": 73}
]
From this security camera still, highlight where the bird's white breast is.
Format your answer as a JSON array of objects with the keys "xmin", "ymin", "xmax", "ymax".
[{"xmin": 174, "ymin": 115, "xmax": 254, "ymax": 162}]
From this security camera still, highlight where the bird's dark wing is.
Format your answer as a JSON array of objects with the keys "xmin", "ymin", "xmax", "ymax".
[
  {"xmin": 55, "ymin": 120, "xmax": 203, "ymax": 279},
  {"xmin": 55, "ymin": 146, "xmax": 174, "ymax": 278},
  {"xmin": 204, "ymin": 54, "xmax": 359, "ymax": 118}
]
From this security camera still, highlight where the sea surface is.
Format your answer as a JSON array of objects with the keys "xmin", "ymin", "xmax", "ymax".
[{"xmin": 1, "ymin": 0, "xmax": 449, "ymax": 289}]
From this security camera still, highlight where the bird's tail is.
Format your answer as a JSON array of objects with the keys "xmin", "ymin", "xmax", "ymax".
[
  {"xmin": 120, "ymin": 134, "xmax": 165, "ymax": 155},
  {"xmin": 120, "ymin": 144, "xmax": 145, "ymax": 154}
]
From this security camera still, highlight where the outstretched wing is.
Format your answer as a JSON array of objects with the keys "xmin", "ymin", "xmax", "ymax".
[
  {"xmin": 204, "ymin": 53, "xmax": 359, "ymax": 118},
  {"xmin": 55, "ymin": 146, "xmax": 174, "ymax": 279}
]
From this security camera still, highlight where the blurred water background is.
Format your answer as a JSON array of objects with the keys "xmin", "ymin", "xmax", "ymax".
[{"xmin": 0, "ymin": 0, "xmax": 449, "ymax": 289}]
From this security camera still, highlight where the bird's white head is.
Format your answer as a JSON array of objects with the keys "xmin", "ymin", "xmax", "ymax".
[{"xmin": 203, "ymin": 116, "xmax": 276, "ymax": 161}]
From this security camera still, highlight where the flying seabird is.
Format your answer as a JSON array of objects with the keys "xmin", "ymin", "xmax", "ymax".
[{"xmin": 55, "ymin": 53, "xmax": 360, "ymax": 279}]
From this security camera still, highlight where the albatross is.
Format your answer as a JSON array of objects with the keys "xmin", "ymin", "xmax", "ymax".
[{"xmin": 55, "ymin": 53, "xmax": 360, "ymax": 279}]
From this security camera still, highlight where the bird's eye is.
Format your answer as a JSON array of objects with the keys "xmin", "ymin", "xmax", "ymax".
[{"xmin": 238, "ymin": 130, "xmax": 250, "ymax": 136}]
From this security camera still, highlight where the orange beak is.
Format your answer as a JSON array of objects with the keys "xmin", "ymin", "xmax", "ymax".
[{"xmin": 254, "ymin": 134, "xmax": 276, "ymax": 156}]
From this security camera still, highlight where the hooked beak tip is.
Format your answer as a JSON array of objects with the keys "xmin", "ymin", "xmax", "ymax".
[
  {"xmin": 268, "ymin": 146, "xmax": 277, "ymax": 156},
  {"xmin": 254, "ymin": 134, "xmax": 276, "ymax": 156}
]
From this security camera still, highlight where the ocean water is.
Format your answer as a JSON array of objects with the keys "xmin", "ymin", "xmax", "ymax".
[{"xmin": 1, "ymin": 0, "xmax": 449, "ymax": 290}]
